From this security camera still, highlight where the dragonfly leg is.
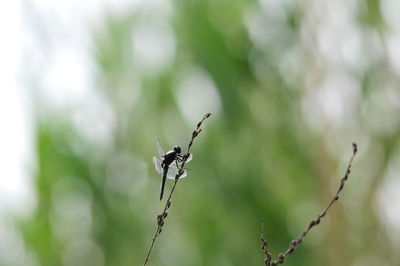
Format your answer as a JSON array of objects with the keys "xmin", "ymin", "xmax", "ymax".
[
  {"xmin": 175, "ymin": 157, "xmax": 191, "ymax": 171},
  {"xmin": 176, "ymin": 154, "xmax": 186, "ymax": 163}
]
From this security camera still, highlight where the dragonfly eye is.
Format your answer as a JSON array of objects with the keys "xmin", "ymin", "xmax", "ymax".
[{"xmin": 173, "ymin": 146, "xmax": 181, "ymax": 153}]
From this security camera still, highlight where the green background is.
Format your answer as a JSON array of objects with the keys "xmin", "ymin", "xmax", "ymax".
[{"xmin": 12, "ymin": 0, "xmax": 400, "ymax": 266}]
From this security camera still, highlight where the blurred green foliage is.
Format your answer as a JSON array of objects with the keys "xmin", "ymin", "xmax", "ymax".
[{"xmin": 17, "ymin": 0, "xmax": 400, "ymax": 266}]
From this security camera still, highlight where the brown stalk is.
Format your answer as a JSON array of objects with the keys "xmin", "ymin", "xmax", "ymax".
[
  {"xmin": 261, "ymin": 143, "xmax": 358, "ymax": 266},
  {"xmin": 143, "ymin": 113, "xmax": 212, "ymax": 265}
]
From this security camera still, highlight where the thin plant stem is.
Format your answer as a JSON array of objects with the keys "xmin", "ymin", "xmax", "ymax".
[
  {"xmin": 261, "ymin": 143, "xmax": 358, "ymax": 266},
  {"xmin": 261, "ymin": 222, "xmax": 273, "ymax": 266},
  {"xmin": 143, "ymin": 113, "xmax": 212, "ymax": 265}
]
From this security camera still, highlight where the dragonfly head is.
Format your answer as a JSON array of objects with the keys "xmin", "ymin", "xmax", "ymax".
[{"xmin": 173, "ymin": 146, "xmax": 181, "ymax": 154}]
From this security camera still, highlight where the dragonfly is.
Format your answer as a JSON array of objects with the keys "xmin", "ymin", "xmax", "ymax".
[{"xmin": 153, "ymin": 140, "xmax": 192, "ymax": 200}]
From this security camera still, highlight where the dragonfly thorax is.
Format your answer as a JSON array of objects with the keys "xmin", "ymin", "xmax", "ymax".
[
  {"xmin": 162, "ymin": 146, "xmax": 182, "ymax": 167},
  {"xmin": 162, "ymin": 149, "xmax": 178, "ymax": 167}
]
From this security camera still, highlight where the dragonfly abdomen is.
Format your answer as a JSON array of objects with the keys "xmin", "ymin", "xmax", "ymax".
[{"xmin": 160, "ymin": 166, "xmax": 169, "ymax": 200}]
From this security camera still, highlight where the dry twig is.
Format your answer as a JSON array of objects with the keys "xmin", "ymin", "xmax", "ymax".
[
  {"xmin": 143, "ymin": 113, "xmax": 212, "ymax": 265},
  {"xmin": 261, "ymin": 143, "xmax": 358, "ymax": 266}
]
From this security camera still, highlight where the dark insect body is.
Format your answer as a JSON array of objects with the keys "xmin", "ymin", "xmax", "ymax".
[{"xmin": 160, "ymin": 146, "xmax": 184, "ymax": 200}]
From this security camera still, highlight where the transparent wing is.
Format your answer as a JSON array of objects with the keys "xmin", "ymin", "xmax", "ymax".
[
  {"xmin": 153, "ymin": 157, "xmax": 187, "ymax": 179},
  {"xmin": 153, "ymin": 157, "xmax": 163, "ymax": 174},
  {"xmin": 166, "ymin": 162, "xmax": 188, "ymax": 180},
  {"xmin": 156, "ymin": 139, "xmax": 165, "ymax": 157},
  {"xmin": 185, "ymin": 153, "xmax": 193, "ymax": 163}
]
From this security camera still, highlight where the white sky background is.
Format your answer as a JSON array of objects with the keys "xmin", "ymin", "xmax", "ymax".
[
  {"xmin": 0, "ymin": 2, "xmax": 35, "ymax": 265},
  {"xmin": 0, "ymin": 1, "xmax": 34, "ymax": 217},
  {"xmin": 0, "ymin": 0, "xmax": 192, "ymax": 216},
  {"xmin": 0, "ymin": 0, "xmax": 139, "ymax": 264},
  {"xmin": 0, "ymin": 0, "xmax": 181, "ymax": 217}
]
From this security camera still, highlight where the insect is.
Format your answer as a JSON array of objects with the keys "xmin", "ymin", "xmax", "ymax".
[{"xmin": 153, "ymin": 140, "xmax": 192, "ymax": 200}]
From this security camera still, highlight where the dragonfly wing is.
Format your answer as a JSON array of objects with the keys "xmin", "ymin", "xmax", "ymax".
[
  {"xmin": 166, "ymin": 162, "xmax": 188, "ymax": 180},
  {"xmin": 180, "ymin": 168, "xmax": 188, "ymax": 178},
  {"xmin": 156, "ymin": 139, "xmax": 165, "ymax": 157},
  {"xmin": 153, "ymin": 157, "xmax": 163, "ymax": 174},
  {"xmin": 165, "ymin": 164, "xmax": 179, "ymax": 179},
  {"xmin": 185, "ymin": 153, "xmax": 193, "ymax": 163}
]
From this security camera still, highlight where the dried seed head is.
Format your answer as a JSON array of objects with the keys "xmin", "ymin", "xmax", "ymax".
[
  {"xmin": 352, "ymin": 142, "xmax": 357, "ymax": 152},
  {"xmin": 157, "ymin": 215, "xmax": 163, "ymax": 225},
  {"xmin": 334, "ymin": 195, "xmax": 339, "ymax": 201},
  {"xmin": 278, "ymin": 253, "xmax": 285, "ymax": 263}
]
